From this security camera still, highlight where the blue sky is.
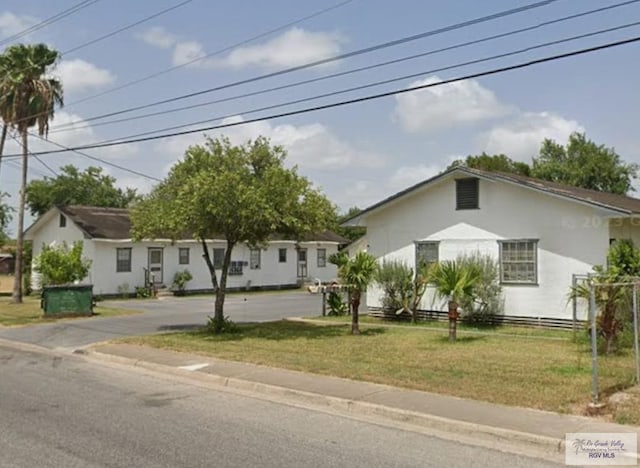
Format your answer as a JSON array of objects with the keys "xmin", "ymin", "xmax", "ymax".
[{"xmin": 1, "ymin": 0, "xmax": 639, "ymax": 230}]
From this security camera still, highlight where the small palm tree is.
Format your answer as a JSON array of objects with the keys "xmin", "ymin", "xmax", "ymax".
[
  {"xmin": 0, "ymin": 44, "xmax": 63, "ymax": 303},
  {"xmin": 340, "ymin": 251, "xmax": 377, "ymax": 335},
  {"xmin": 429, "ymin": 260, "xmax": 480, "ymax": 341}
]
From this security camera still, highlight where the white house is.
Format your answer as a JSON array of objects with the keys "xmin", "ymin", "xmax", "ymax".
[
  {"xmin": 25, "ymin": 205, "xmax": 347, "ymax": 296},
  {"xmin": 343, "ymin": 167, "xmax": 640, "ymax": 325}
]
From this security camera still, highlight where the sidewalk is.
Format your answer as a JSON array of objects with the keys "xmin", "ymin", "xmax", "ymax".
[{"xmin": 89, "ymin": 342, "xmax": 640, "ymax": 458}]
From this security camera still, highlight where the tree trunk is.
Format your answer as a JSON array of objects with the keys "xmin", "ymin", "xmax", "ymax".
[
  {"xmin": 351, "ymin": 289, "xmax": 360, "ymax": 335},
  {"xmin": 448, "ymin": 300, "xmax": 459, "ymax": 342},
  {"xmin": 212, "ymin": 240, "xmax": 234, "ymax": 333},
  {"xmin": 0, "ymin": 124, "xmax": 7, "ymax": 181},
  {"xmin": 199, "ymin": 237, "xmax": 219, "ymax": 292},
  {"xmin": 12, "ymin": 129, "xmax": 27, "ymax": 304}
]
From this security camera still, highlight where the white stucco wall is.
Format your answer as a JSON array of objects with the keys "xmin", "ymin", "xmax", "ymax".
[
  {"xmin": 83, "ymin": 240, "xmax": 340, "ymax": 296},
  {"xmin": 365, "ymin": 176, "xmax": 615, "ymax": 320}
]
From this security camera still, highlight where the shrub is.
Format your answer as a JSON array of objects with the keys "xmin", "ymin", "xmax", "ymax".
[
  {"xmin": 327, "ymin": 291, "xmax": 347, "ymax": 316},
  {"xmin": 456, "ymin": 252, "xmax": 504, "ymax": 324},
  {"xmin": 172, "ymin": 269, "xmax": 193, "ymax": 293},
  {"xmin": 374, "ymin": 260, "xmax": 413, "ymax": 312},
  {"xmin": 135, "ymin": 286, "xmax": 153, "ymax": 298},
  {"xmin": 206, "ymin": 315, "xmax": 237, "ymax": 334},
  {"xmin": 117, "ymin": 283, "xmax": 130, "ymax": 298},
  {"xmin": 33, "ymin": 241, "xmax": 91, "ymax": 286}
]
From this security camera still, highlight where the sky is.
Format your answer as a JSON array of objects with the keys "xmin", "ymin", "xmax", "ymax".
[{"xmin": 1, "ymin": 0, "xmax": 639, "ymax": 232}]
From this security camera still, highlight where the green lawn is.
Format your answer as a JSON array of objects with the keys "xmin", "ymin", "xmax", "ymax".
[
  {"xmin": 121, "ymin": 319, "xmax": 639, "ymax": 423},
  {"xmin": 0, "ymin": 296, "xmax": 140, "ymax": 327}
]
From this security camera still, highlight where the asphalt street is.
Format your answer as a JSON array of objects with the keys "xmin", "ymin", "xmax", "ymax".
[
  {"xmin": 0, "ymin": 344, "xmax": 563, "ymax": 468},
  {"xmin": 0, "ymin": 291, "xmax": 320, "ymax": 350}
]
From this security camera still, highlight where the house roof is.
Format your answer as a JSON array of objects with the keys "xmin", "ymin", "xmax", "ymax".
[
  {"xmin": 343, "ymin": 167, "xmax": 640, "ymax": 226},
  {"xmin": 29, "ymin": 205, "xmax": 349, "ymax": 244}
]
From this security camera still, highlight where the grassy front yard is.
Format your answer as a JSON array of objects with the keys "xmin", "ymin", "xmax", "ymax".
[
  {"xmin": 0, "ymin": 296, "xmax": 140, "ymax": 326},
  {"xmin": 121, "ymin": 319, "xmax": 639, "ymax": 423}
]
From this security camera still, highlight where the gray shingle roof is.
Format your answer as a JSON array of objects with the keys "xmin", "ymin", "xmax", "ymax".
[{"xmin": 58, "ymin": 205, "xmax": 349, "ymax": 243}]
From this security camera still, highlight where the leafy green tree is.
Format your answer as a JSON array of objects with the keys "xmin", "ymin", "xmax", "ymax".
[
  {"xmin": 532, "ymin": 133, "xmax": 638, "ymax": 194},
  {"xmin": 131, "ymin": 136, "xmax": 334, "ymax": 333},
  {"xmin": 0, "ymin": 43, "xmax": 63, "ymax": 303},
  {"xmin": 26, "ymin": 165, "xmax": 140, "ymax": 216},
  {"xmin": 0, "ymin": 192, "xmax": 13, "ymax": 246},
  {"xmin": 339, "ymin": 251, "xmax": 377, "ymax": 334},
  {"xmin": 34, "ymin": 241, "xmax": 91, "ymax": 285},
  {"xmin": 448, "ymin": 153, "xmax": 531, "ymax": 176}
]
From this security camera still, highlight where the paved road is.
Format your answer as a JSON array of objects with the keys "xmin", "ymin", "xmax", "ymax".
[
  {"xmin": 0, "ymin": 344, "xmax": 562, "ymax": 468},
  {"xmin": 0, "ymin": 291, "xmax": 321, "ymax": 350}
]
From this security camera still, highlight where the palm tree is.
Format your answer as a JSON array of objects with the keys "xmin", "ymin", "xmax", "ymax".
[
  {"xmin": 340, "ymin": 251, "xmax": 377, "ymax": 335},
  {"xmin": 429, "ymin": 260, "xmax": 480, "ymax": 341},
  {"xmin": 0, "ymin": 44, "xmax": 63, "ymax": 303}
]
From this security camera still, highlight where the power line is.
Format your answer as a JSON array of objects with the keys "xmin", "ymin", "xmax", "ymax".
[
  {"xmin": 68, "ymin": 21, "xmax": 640, "ymax": 145},
  {"xmin": 9, "ymin": 134, "xmax": 58, "ymax": 177},
  {"xmin": 0, "ymin": 0, "xmax": 101, "ymax": 47},
  {"xmin": 68, "ymin": 0, "xmax": 356, "ymax": 106},
  {"xmin": 48, "ymin": 0, "xmax": 640, "ymax": 135},
  {"xmin": 7, "ymin": 33, "xmax": 640, "ymax": 158},
  {"xmin": 62, "ymin": 0, "xmax": 195, "ymax": 55},
  {"xmin": 53, "ymin": 0, "xmax": 558, "ymax": 127}
]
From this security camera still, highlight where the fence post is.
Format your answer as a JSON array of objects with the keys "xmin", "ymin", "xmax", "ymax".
[
  {"xmin": 634, "ymin": 282, "xmax": 640, "ymax": 384},
  {"xmin": 589, "ymin": 281, "xmax": 599, "ymax": 405},
  {"xmin": 321, "ymin": 288, "xmax": 326, "ymax": 317}
]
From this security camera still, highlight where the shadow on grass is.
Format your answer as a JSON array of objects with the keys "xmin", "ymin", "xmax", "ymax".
[
  {"xmin": 157, "ymin": 324, "xmax": 203, "ymax": 332},
  {"xmin": 182, "ymin": 320, "xmax": 388, "ymax": 342},
  {"xmin": 435, "ymin": 335, "xmax": 487, "ymax": 344}
]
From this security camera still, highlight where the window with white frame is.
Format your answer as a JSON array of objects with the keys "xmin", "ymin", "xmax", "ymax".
[
  {"xmin": 250, "ymin": 249, "xmax": 261, "ymax": 269},
  {"xmin": 212, "ymin": 248, "xmax": 225, "ymax": 269},
  {"xmin": 317, "ymin": 248, "xmax": 327, "ymax": 267},
  {"xmin": 499, "ymin": 240, "xmax": 538, "ymax": 284},
  {"xmin": 178, "ymin": 248, "xmax": 189, "ymax": 265},
  {"xmin": 116, "ymin": 248, "xmax": 132, "ymax": 272},
  {"xmin": 415, "ymin": 241, "xmax": 438, "ymax": 270},
  {"xmin": 229, "ymin": 261, "xmax": 243, "ymax": 275},
  {"xmin": 278, "ymin": 248, "xmax": 287, "ymax": 263}
]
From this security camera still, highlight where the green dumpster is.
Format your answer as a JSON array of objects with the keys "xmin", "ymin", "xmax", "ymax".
[{"xmin": 41, "ymin": 284, "xmax": 93, "ymax": 317}]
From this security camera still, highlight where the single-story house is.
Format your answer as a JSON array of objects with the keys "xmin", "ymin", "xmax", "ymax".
[
  {"xmin": 25, "ymin": 205, "xmax": 348, "ymax": 296},
  {"xmin": 343, "ymin": 166, "xmax": 640, "ymax": 326}
]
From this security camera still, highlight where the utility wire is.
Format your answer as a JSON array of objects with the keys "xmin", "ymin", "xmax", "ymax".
[
  {"xmin": 9, "ymin": 135, "xmax": 58, "ymax": 177},
  {"xmin": 0, "ymin": 0, "xmax": 100, "ymax": 46},
  {"xmin": 70, "ymin": 21, "xmax": 640, "ymax": 145},
  {"xmin": 48, "ymin": 0, "xmax": 558, "ymax": 128},
  {"xmin": 6, "ymin": 33, "xmax": 639, "ymax": 158},
  {"xmin": 48, "ymin": 0, "xmax": 640, "ymax": 135},
  {"xmin": 62, "ymin": 0, "xmax": 195, "ymax": 55},
  {"xmin": 69, "ymin": 0, "xmax": 356, "ymax": 106}
]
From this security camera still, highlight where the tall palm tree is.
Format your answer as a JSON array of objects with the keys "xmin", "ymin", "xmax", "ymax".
[
  {"xmin": 0, "ymin": 51, "xmax": 10, "ymax": 180},
  {"xmin": 0, "ymin": 44, "xmax": 63, "ymax": 303},
  {"xmin": 340, "ymin": 251, "xmax": 377, "ymax": 335}
]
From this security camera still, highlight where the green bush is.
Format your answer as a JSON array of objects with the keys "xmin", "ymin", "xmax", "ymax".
[
  {"xmin": 206, "ymin": 315, "xmax": 237, "ymax": 334},
  {"xmin": 135, "ymin": 286, "xmax": 153, "ymax": 298},
  {"xmin": 327, "ymin": 291, "xmax": 347, "ymax": 316},
  {"xmin": 374, "ymin": 260, "xmax": 413, "ymax": 312},
  {"xmin": 456, "ymin": 252, "xmax": 504, "ymax": 324},
  {"xmin": 172, "ymin": 269, "xmax": 193, "ymax": 292},
  {"xmin": 33, "ymin": 241, "xmax": 91, "ymax": 286}
]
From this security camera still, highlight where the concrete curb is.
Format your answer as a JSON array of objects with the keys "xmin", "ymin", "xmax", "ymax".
[{"xmin": 87, "ymin": 348, "xmax": 565, "ymax": 457}]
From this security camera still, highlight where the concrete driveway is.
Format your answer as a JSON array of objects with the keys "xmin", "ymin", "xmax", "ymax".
[{"xmin": 0, "ymin": 291, "xmax": 321, "ymax": 351}]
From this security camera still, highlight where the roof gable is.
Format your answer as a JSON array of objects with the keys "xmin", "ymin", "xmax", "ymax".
[{"xmin": 343, "ymin": 167, "xmax": 640, "ymax": 226}]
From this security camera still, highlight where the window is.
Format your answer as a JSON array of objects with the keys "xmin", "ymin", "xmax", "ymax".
[
  {"xmin": 59, "ymin": 214, "xmax": 66, "ymax": 227},
  {"xmin": 116, "ymin": 248, "xmax": 132, "ymax": 273},
  {"xmin": 279, "ymin": 248, "xmax": 287, "ymax": 263},
  {"xmin": 178, "ymin": 248, "xmax": 189, "ymax": 265},
  {"xmin": 250, "ymin": 249, "xmax": 261, "ymax": 269},
  {"xmin": 456, "ymin": 178, "xmax": 479, "ymax": 210},
  {"xmin": 415, "ymin": 242, "xmax": 438, "ymax": 270},
  {"xmin": 317, "ymin": 248, "xmax": 327, "ymax": 267},
  {"xmin": 213, "ymin": 248, "xmax": 225, "ymax": 269},
  {"xmin": 499, "ymin": 240, "xmax": 538, "ymax": 284},
  {"xmin": 229, "ymin": 261, "xmax": 243, "ymax": 276}
]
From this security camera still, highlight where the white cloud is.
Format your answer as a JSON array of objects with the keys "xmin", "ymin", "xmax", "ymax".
[
  {"xmin": 0, "ymin": 11, "xmax": 38, "ymax": 37},
  {"xmin": 394, "ymin": 76, "xmax": 511, "ymax": 133},
  {"xmin": 140, "ymin": 26, "xmax": 344, "ymax": 70},
  {"xmin": 480, "ymin": 112, "xmax": 584, "ymax": 161},
  {"xmin": 172, "ymin": 40, "xmax": 207, "ymax": 67},
  {"xmin": 216, "ymin": 27, "xmax": 345, "ymax": 70},
  {"xmin": 53, "ymin": 59, "xmax": 116, "ymax": 93},
  {"xmin": 137, "ymin": 26, "xmax": 176, "ymax": 49},
  {"xmin": 388, "ymin": 163, "xmax": 444, "ymax": 191}
]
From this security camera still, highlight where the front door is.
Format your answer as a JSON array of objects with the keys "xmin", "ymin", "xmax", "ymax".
[
  {"xmin": 148, "ymin": 248, "xmax": 163, "ymax": 284},
  {"xmin": 297, "ymin": 248, "xmax": 308, "ymax": 279}
]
